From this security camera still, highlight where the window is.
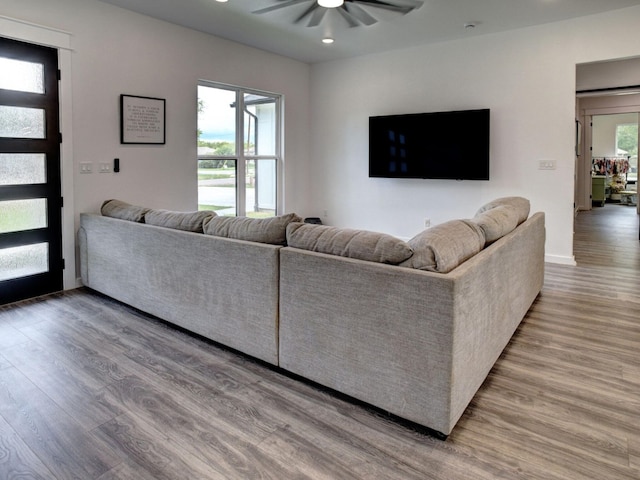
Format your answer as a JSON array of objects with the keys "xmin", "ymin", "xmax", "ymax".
[
  {"xmin": 197, "ymin": 82, "xmax": 282, "ymax": 217},
  {"xmin": 615, "ymin": 121, "xmax": 638, "ymax": 182}
]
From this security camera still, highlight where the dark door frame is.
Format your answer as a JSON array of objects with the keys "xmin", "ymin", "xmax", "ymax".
[{"xmin": 0, "ymin": 36, "xmax": 63, "ymax": 304}]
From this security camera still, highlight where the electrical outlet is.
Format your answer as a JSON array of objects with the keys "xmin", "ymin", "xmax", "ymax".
[
  {"xmin": 80, "ymin": 162, "xmax": 93, "ymax": 174},
  {"xmin": 424, "ymin": 218, "xmax": 431, "ymax": 228}
]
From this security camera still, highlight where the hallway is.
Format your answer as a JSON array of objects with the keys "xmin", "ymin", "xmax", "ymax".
[{"xmin": 574, "ymin": 203, "xmax": 640, "ymax": 269}]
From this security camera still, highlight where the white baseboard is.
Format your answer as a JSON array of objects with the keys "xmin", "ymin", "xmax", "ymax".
[{"xmin": 545, "ymin": 254, "xmax": 577, "ymax": 266}]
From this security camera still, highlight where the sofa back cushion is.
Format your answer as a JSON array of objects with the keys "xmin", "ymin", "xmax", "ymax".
[
  {"xmin": 471, "ymin": 196, "xmax": 530, "ymax": 246},
  {"xmin": 475, "ymin": 196, "xmax": 530, "ymax": 225},
  {"xmin": 399, "ymin": 220, "xmax": 486, "ymax": 273},
  {"xmin": 286, "ymin": 223, "xmax": 413, "ymax": 264},
  {"xmin": 145, "ymin": 209, "xmax": 216, "ymax": 233},
  {"xmin": 203, "ymin": 213, "xmax": 301, "ymax": 245},
  {"xmin": 471, "ymin": 205, "xmax": 520, "ymax": 245},
  {"xmin": 101, "ymin": 199, "xmax": 149, "ymax": 222}
]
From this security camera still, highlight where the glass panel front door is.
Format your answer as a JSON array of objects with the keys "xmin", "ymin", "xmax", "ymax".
[
  {"xmin": 0, "ymin": 57, "xmax": 44, "ymax": 94},
  {"xmin": 0, "ymin": 36, "xmax": 62, "ymax": 305},
  {"xmin": 0, "ymin": 153, "xmax": 46, "ymax": 185}
]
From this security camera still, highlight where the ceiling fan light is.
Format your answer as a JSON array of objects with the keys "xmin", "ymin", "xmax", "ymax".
[{"xmin": 318, "ymin": 0, "xmax": 344, "ymax": 8}]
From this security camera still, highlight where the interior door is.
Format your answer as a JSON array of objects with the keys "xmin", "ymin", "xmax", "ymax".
[{"xmin": 0, "ymin": 36, "xmax": 63, "ymax": 305}]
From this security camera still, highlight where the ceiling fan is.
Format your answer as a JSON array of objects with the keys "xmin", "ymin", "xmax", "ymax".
[{"xmin": 253, "ymin": 0, "xmax": 424, "ymax": 28}]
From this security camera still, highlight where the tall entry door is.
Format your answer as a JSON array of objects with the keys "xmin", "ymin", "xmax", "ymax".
[{"xmin": 0, "ymin": 36, "xmax": 63, "ymax": 305}]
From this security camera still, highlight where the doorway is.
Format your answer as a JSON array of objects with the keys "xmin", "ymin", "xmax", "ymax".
[
  {"xmin": 0, "ymin": 36, "xmax": 63, "ymax": 305},
  {"xmin": 585, "ymin": 112, "xmax": 639, "ymax": 209}
]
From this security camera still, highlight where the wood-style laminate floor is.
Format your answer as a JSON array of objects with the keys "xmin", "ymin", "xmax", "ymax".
[{"xmin": 0, "ymin": 204, "xmax": 639, "ymax": 479}]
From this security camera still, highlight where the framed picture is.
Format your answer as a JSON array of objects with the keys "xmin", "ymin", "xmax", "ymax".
[{"xmin": 120, "ymin": 94, "xmax": 166, "ymax": 144}]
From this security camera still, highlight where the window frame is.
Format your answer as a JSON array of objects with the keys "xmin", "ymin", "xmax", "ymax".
[
  {"xmin": 615, "ymin": 121, "xmax": 638, "ymax": 182},
  {"xmin": 197, "ymin": 80, "xmax": 283, "ymax": 216}
]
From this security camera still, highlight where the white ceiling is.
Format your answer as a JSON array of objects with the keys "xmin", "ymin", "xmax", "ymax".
[{"xmin": 97, "ymin": 0, "xmax": 640, "ymax": 64}]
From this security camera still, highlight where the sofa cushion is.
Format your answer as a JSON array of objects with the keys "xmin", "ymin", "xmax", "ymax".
[
  {"xmin": 286, "ymin": 223, "xmax": 413, "ymax": 264},
  {"xmin": 145, "ymin": 209, "xmax": 216, "ymax": 233},
  {"xmin": 476, "ymin": 196, "xmax": 530, "ymax": 225},
  {"xmin": 203, "ymin": 213, "xmax": 301, "ymax": 245},
  {"xmin": 399, "ymin": 220, "xmax": 486, "ymax": 273},
  {"xmin": 101, "ymin": 199, "xmax": 149, "ymax": 222},
  {"xmin": 472, "ymin": 205, "xmax": 519, "ymax": 244}
]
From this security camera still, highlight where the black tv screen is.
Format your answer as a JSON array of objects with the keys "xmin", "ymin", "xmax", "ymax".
[{"xmin": 369, "ymin": 108, "xmax": 490, "ymax": 180}]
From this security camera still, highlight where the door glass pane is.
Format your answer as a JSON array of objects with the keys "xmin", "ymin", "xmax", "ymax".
[
  {"xmin": 0, "ymin": 243, "xmax": 48, "ymax": 281},
  {"xmin": 247, "ymin": 159, "xmax": 276, "ymax": 218},
  {"xmin": 244, "ymin": 94, "xmax": 277, "ymax": 156},
  {"xmin": 0, "ymin": 57, "xmax": 44, "ymax": 94},
  {"xmin": 0, "ymin": 106, "xmax": 45, "ymax": 138},
  {"xmin": 0, "ymin": 154, "xmax": 46, "ymax": 185},
  {"xmin": 0, "ymin": 199, "xmax": 47, "ymax": 233},
  {"xmin": 198, "ymin": 85, "xmax": 236, "ymax": 154},
  {"xmin": 198, "ymin": 159, "xmax": 237, "ymax": 216}
]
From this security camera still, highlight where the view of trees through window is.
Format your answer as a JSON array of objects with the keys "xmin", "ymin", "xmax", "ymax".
[
  {"xmin": 616, "ymin": 121, "xmax": 638, "ymax": 181},
  {"xmin": 197, "ymin": 83, "xmax": 280, "ymax": 217}
]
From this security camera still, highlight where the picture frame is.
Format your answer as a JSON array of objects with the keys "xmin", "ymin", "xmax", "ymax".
[{"xmin": 120, "ymin": 94, "xmax": 166, "ymax": 144}]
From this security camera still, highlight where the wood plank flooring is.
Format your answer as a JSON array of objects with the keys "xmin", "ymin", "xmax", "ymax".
[{"xmin": 0, "ymin": 204, "xmax": 639, "ymax": 479}]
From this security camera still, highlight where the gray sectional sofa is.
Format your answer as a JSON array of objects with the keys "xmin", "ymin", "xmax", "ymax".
[{"xmin": 78, "ymin": 197, "xmax": 545, "ymax": 438}]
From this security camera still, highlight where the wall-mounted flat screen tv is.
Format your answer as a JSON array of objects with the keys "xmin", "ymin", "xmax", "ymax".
[{"xmin": 369, "ymin": 108, "xmax": 490, "ymax": 180}]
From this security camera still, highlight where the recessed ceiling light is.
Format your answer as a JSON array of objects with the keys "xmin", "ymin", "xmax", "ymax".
[
  {"xmin": 215, "ymin": 0, "xmax": 228, "ymax": 3},
  {"xmin": 322, "ymin": 37, "xmax": 335, "ymax": 44}
]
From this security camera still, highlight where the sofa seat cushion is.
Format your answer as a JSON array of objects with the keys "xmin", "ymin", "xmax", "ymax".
[
  {"xmin": 101, "ymin": 199, "xmax": 149, "ymax": 222},
  {"xmin": 471, "ymin": 205, "xmax": 519, "ymax": 245},
  {"xmin": 476, "ymin": 196, "xmax": 530, "ymax": 225},
  {"xmin": 399, "ymin": 220, "xmax": 486, "ymax": 273},
  {"xmin": 145, "ymin": 209, "xmax": 216, "ymax": 233},
  {"xmin": 203, "ymin": 213, "xmax": 301, "ymax": 245},
  {"xmin": 286, "ymin": 223, "xmax": 413, "ymax": 264}
]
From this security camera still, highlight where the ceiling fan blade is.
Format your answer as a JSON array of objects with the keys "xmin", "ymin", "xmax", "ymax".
[
  {"xmin": 294, "ymin": 2, "xmax": 322, "ymax": 24},
  {"xmin": 253, "ymin": 0, "xmax": 310, "ymax": 15},
  {"xmin": 307, "ymin": 7, "xmax": 329, "ymax": 27},
  {"xmin": 385, "ymin": 0, "xmax": 423, "ymax": 7},
  {"xmin": 336, "ymin": 6, "xmax": 361, "ymax": 27},
  {"xmin": 354, "ymin": 0, "xmax": 420, "ymax": 15},
  {"xmin": 344, "ymin": 3, "xmax": 377, "ymax": 26}
]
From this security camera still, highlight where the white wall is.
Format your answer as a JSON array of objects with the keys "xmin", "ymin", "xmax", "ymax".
[
  {"xmin": 592, "ymin": 113, "xmax": 637, "ymax": 157},
  {"xmin": 5, "ymin": 1, "xmax": 640, "ymax": 273},
  {"xmin": 309, "ymin": 6, "xmax": 640, "ymax": 264},
  {"xmin": 577, "ymin": 57, "xmax": 640, "ymax": 92},
  {"xmin": 1, "ymin": 0, "xmax": 311, "ymax": 285}
]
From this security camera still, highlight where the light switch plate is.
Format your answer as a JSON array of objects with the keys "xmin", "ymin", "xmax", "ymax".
[{"xmin": 538, "ymin": 160, "xmax": 556, "ymax": 170}]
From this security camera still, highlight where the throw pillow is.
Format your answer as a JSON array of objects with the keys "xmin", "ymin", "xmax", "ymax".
[
  {"xmin": 471, "ymin": 205, "xmax": 519, "ymax": 244},
  {"xmin": 101, "ymin": 199, "xmax": 149, "ymax": 222},
  {"xmin": 203, "ymin": 213, "xmax": 302, "ymax": 245},
  {"xmin": 144, "ymin": 209, "xmax": 216, "ymax": 233},
  {"xmin": 399, "ymin": 220, "xmax": 486, "ymax": 273},
  {"xmin": 475, "ymin": 196, "xmax": 530, "ymax": 225},
  {"xmin": 286, "ymin": 223, "xmax": 413, "ymax": 264}
]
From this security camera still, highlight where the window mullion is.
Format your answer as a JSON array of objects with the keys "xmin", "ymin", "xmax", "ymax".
[{"xmin": 236, "ymin": 90, "xmax": 246, "ymax": 216}]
